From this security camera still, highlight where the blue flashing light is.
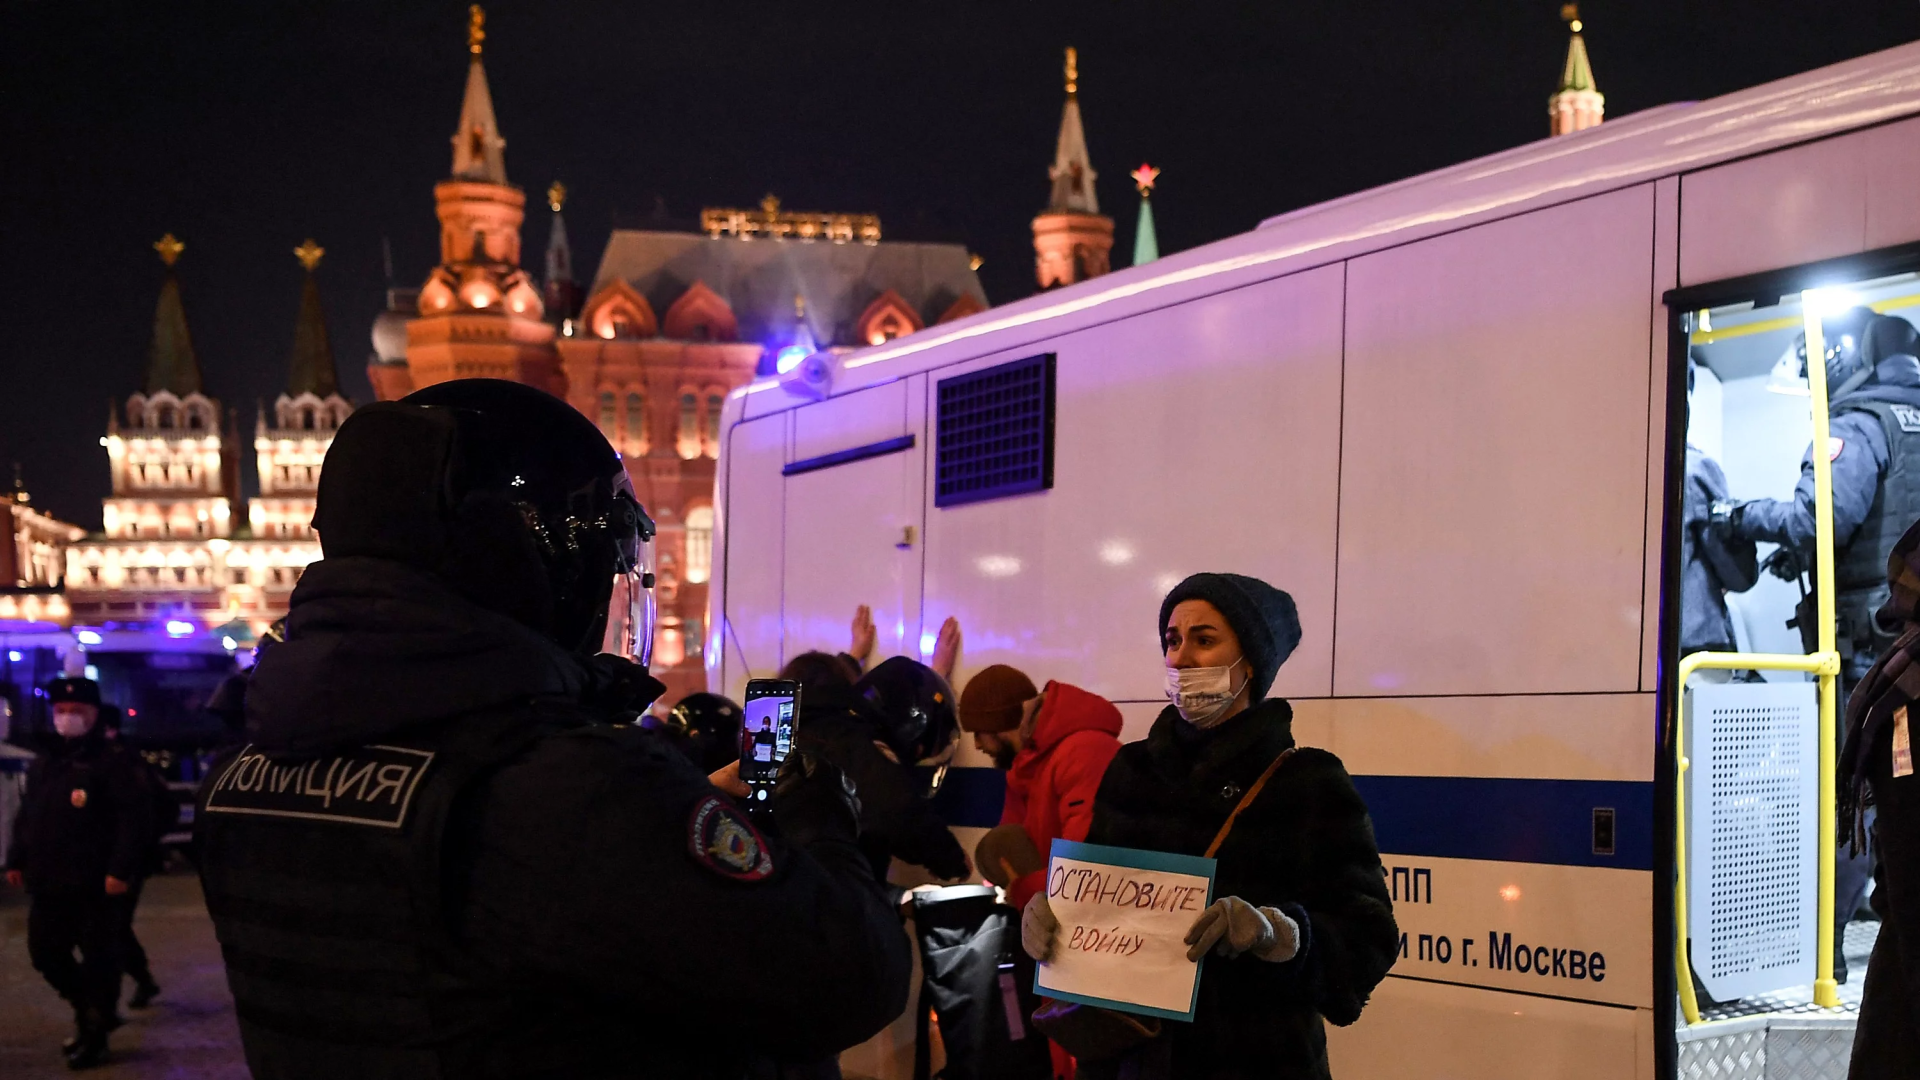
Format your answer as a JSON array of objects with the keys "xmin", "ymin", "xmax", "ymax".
[
  {"xmin": 775, "ymin": 345, "xmax": 812, "ymax": 374},
  {"xmin": 6, "ymin": 650, "xmax": 19, "ymax": 662},
  {"xmin": 165, "ymin": 620, "xmax": 196, "ymax": 638},
  {"xmin": 76, "ymin": 629, "xmax": 103, "ymax": 645}
]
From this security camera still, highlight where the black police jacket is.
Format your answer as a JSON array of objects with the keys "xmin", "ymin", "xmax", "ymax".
[
  {"xmin": 198, "ymin": 557, "xmax": 910, "ymax": 1079},
  {"xmin": 6, "ymin": 727, "xmax": 153, "ymax": 893},
  {"xmin": 1085, "ymin": 699, "xmax": 1398, "ymax": 1080}
]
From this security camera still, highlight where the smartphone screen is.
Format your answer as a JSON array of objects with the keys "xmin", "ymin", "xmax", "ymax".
[{"xmin": 740, "ymin": 680, "xmax": 800, "ymax": 803}]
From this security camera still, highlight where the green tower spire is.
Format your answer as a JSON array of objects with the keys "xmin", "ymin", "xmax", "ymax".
[
  {"xmin": 144, "ymin": 234, "xmax": 203, "ymax": 396},
  {"xmin": 287, "ymin": 240, "xmax": 339, "ymax": 398},
  {"xmin": 1130, "ymin": 164, "xmax": 1161, "ymax": 267}
]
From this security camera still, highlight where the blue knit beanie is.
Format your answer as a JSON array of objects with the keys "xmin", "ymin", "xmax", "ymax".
[{"xmin": 1158, "ymin": 573, "xmax": 1302, "ymax": 703}]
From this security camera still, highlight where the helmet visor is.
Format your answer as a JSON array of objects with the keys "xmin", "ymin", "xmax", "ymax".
[{"xmin": 602, "ymin": 535, "xmax": 657, "ymax": 666}]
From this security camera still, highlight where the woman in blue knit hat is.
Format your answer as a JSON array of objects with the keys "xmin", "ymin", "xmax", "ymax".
[{"xmin": 1020, "ymin": 573, "xmax": 1398, "ymax": 1080}]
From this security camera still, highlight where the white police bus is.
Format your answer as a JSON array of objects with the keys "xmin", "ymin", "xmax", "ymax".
[{"xmin": 707, "ymin": 39, "xmax": 1920, "ymax": 1080}]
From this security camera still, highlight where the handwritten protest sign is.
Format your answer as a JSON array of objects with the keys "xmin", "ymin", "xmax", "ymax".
[{"xmin": 1034, "ymin": 839, "xmax": 1217, "ymax": 1020}]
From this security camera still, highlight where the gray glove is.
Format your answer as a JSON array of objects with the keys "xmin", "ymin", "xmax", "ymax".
[
  {"xmin": 1021, "ymin": 890, "xmax": 1060, "ymax": 962},
  {"xmin": 1184, "ymin": 896, "xmax": 1299, "ymax": 962}
]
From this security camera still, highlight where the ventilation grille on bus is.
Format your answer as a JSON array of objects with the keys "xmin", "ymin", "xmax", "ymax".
[
  {"xmin": 1686, "ymin": 682, "xmax": 1819, "ymax": 1003},
  {"xmin": 934, "ymin": 353, "xmax": 1055, "ymax": 508}
]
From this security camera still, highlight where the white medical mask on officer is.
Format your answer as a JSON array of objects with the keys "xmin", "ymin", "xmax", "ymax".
[
  {"xmin": 52, "ymin": 703, "xmax": 98, "ymax": 740},
  {"xmin": 1162, "ymin": 600, "xmax": 1254, "ymax": 730}
]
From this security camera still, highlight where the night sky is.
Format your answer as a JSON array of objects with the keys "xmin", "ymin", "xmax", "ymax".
[{"xmin": 5, "ymin": 1, "xmax": 1920, "ymax": 530}]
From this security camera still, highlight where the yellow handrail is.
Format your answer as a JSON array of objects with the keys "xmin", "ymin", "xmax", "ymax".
[
  {"xmin": 1673, "ymin": 650, "xmax": 1838, "ymax": 1025},
  {"xmin": 1674, "ymin": 289, "xmax": 1845, "ymax": 1026}
]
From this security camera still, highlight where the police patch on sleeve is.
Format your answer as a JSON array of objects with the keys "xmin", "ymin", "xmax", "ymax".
[{"xmin": 688, "ymin": 795, "xmax": 774, "ymax": 882}]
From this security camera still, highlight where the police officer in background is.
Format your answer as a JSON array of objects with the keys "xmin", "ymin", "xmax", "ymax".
[
  {"xmin": 654, "ymin": 692, "xmax": 745, "ymax": 774},
  {"xmin": 196, "ymin": 380, "xmax": 910, "ymax": 1079},
  {"xmin": 790, "ymin": 654, "xmax": 971, "ymax": 888},
  {"xmin": 5, "ymin": 676, "xmax": 153, "ymax": 1069},
  {"xmin": 1723, "ymin": 308, "xmax": 1920, "ymax": 981}
]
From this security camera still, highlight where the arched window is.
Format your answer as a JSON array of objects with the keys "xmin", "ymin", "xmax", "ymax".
[
  {"xmin": 685, "ymin": 505, "xmax": 714, "ymax": 585},
  {"xmin": 625, "ymin": 392, "xmax": 646, "ymax": 447},
  {"xmin": 158, "ymin": 405, "xmax": 176, "ymax": 430},
  {"xmin": 679, "ymin": 393, "xmax": 698, "ymax": 458},
  {"xmin": 598, "ymin": 392, "xmax": 617, "ymax": 436},
  {"xmin": 705, "ymin": 393, "xmax": 723, "ymax": 452},
  {"xmin": 302, "ymin": 408, "xmax": 316, "ymax": 431},
  {"xmin": 188, "ymin": 411, "xmax": 205, "ymax": 430}
]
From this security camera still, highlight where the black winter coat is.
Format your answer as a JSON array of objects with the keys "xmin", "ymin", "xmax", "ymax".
[
  {"xmin": 202, "ymin": 557, "xmax": 911, "ymax": 1077},
  {"xmin": 1086, "ymin": 699, "xmax": 1397, "ymax": 1080},
  {"xmin": 7, "ymin": 728, "xmax": 154, "ymax": 893}
]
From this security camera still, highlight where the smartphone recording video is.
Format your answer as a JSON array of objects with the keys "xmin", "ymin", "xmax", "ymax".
[{"xmin": 740, "ymin": 680, "xmax": 800, "ymax": 803}]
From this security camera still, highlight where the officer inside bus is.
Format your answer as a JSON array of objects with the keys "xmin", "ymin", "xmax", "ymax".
[
  {"xmin": 196, "ymin": 380, "xmax": 910, "ymax": 1078},
  {"xmin": 1684, "ymin": 355, "xmax": 1758, "ymax": 663},
  {"xmin": 1720, "ymin": 307, "xmax": 1920, "ymax": 982}
]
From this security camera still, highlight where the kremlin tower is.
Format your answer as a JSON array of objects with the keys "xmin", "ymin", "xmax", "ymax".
[
  {"xmin": 66, "ymin": 238, "xmax": 352, "ymax": 635},
  {"xmin": 1548, "ymin": 5, "xmax": 1604, "ymax": 136},
  {"xmin": 67, "ymin": 237, "xmax": 240, "ymax": 628},
  {"xmin": 371, "ymin": 5, "xmax": 560, "ymax": 400},
  {"xmin": 1032, "ymin": 47, "xmax": 1113, "ymax": 289},
  {"xmin": 250, "ymin": 240, "xmax": 352, "ymax": 545}
]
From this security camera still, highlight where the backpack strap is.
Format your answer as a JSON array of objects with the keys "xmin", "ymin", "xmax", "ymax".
[{"xmin": 1204, "ymin": 747, "xmax": 1295, "ymax": 859}]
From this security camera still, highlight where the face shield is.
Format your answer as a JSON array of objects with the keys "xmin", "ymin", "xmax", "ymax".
[
  {"xmin": 914, "ymin": 731, "xmax": 960, "ymax": 797},
  {"xmin": 599, "ymin": 475, "xmax": 658, "ymax": 666}
]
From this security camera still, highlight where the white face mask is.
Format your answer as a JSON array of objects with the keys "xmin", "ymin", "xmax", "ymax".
[
  {"xmin": 53, "ymin": 708, "xmax": 96, "ymax": 740},
  {"xmin": 1163, "ymin": 658, "xmax": 1247, "ymax": 730}
]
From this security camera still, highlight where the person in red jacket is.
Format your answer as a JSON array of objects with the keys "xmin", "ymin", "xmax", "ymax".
[{"xmin": 960, "ymin": 665, "xmax": 1122, "ymax": 1079}]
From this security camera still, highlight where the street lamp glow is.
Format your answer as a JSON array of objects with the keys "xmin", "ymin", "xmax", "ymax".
[
  {"xmin": 76, "ymin": 630, "xmax": 103, "ymax": 645},
  {"xmin": 165, "ymin": 620, "xmax": 196, "ymax": 637}
]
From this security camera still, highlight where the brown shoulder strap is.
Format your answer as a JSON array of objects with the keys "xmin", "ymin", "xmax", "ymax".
[{"xmin": 1204, "ymin": 747, "xmax": 1295, "ymax": 859}]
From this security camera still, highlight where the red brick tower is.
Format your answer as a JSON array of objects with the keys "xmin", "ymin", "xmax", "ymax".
[{"xmin": 372, "ymin": 5, "xmax": 559, "ymax": 401}]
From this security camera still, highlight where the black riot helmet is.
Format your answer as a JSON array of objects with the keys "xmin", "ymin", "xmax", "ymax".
[
  {"xmin": 663, "ymin": 692, "xmax": 745, "ymax": 773},
  {"xmin": 1779, "ymin": 306, "xmax": 1878, "ymax": 403},
  {"xmin": 313, "ymin": 379, "xmax": 656, "ymax": 657},
  {"xmin": 856, "ymin": 656, "xmax": 961, "ymax": 796}
]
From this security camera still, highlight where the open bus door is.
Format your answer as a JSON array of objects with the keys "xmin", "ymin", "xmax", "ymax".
[{"xmin": 1666, "ymin": 251, "xmax": 1920, "ymax": 1074}]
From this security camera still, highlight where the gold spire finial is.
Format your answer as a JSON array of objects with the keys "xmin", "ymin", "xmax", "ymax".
[
  {"xmin": 548, "ymin": 181, "xmax": 567, "ymax": 212},
  {"xmin": 761, "ymin": 193, "xmax": 781, "ymax": 218},
  {"xmin": 153, "ymin": 233, "xmax": 184, "ymax": 267},
  {"xmin": 1131, "ymin": 163, "xmax": 1160, "ymax": 196},
  {"xmin": 468, "ymin": 4, "xmax": 486, "ymax": 55},
  {"xmin": 1065, "ymin": 46, "xmax": 1078, "ymax": 95},
  {"xmin": 293, "ymin": 239, "xmax": 325, "ymax": 271},
  {"xmin": 1561, "ymin": 3, "xmax": 1582, "ymax": 33},
  {"xmin": 794, "ymin": 293, "xmax": 806, "ymax": 318}
]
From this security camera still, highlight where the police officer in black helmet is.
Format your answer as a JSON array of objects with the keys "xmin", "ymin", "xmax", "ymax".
[
  {"xmin": 196, "ymin": 380, "xmax": 910, "ymax": 1079},
  {"xmin": 1720, "ymin": 307, "xmax": 1920, "ymax": 981},
  {"xmin": 656, "ymin": 692, "xmax": 745, "ymax": 775},
  {"xmin": 792, "ymin": 655, "xmax": 970, "ymax": 888}
]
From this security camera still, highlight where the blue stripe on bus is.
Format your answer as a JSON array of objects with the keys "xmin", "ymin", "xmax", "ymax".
[
  {"xmin": 1352, "ymin": 775, "xmax": 1654, "ymax": 872},
  {"xmin": 929, "ymin": 766, "xmax": 1007, "ymax": 828},
  {"xmin": 930, "ymin": 767, "xmax": 1654, "ymax": 871}
]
